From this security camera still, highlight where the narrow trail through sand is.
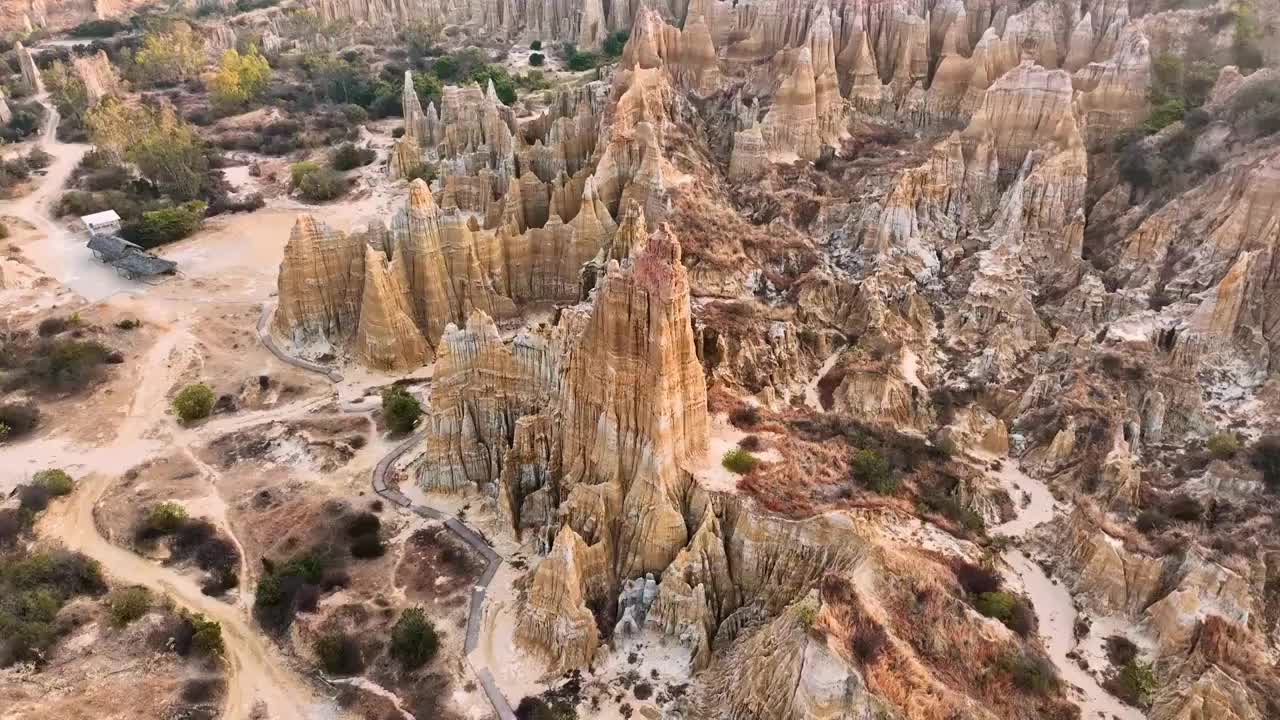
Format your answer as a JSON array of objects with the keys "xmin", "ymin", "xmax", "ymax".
[{"xmin": 990, "ymin": 460, "xmax": 1146, "ymax": 720}]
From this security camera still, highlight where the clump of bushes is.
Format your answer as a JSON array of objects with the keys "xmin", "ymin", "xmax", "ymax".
[
  {"xmin": 382, "ymin": 386, "xmax": 422, "ymax": 434},
  {"xmin": 721, "ymin": 447, "xmax": 758, "ymax": 475},
  {"xmin": 291, "ymin": 161, "xmax": 348, "ymax": 202},
  {"xmin": 123, "ymin": 201, "xmax": 207, "ymax": 249},
  {"xmin": 0, "ymin": 403, "xmax": 39, "ymax": 441},
  {"xmin": 0, "ymin": 335, "xmax": 115, "ymax": 395},
  {"xmin": 1106, "ymin": 659, "xmax": 1157, "ymax": 708},
  {"xmin": 390, "ymin": 606, "xmax": 439, "ymax": 669},
  {"xmin": 851, "ymin": 448, "xmax": 895, "ymax": 494},
  {"xmin": 254, "ymin": 547, "xmax": 344, "ymax": 633},
  {"xmin": 172, "ymin": 383, "xmax": 216, "ymax": 423},
  {"xmin": 1001, "ymin": 652, "xmax": 1058, "ymax": 694},
  {"xmin": 33, "ymin": 469, "xmax": 74, "ymax": 496},
  {"xmin": 142, "ymin": 502, "xmax": 190, "ymax": 536},
  {"xmin": 973, "ymin": 591, "xmax": 1036, "ymax": 637},
  {"xmin": 315, "ymin": 632, "xmax": 364, "ymax": 675},
  {"xmin": 561, "ymin": 43, "xmax": 599, "ymax": 71},
  {"xmin": 331, "ymin": 143, "xmax": 376, "ymax": 171},
  {"xmin": 0, "ymin": 547, "xmax": 107, "ymax": 666},
  {"xmin": 107, "ymin": 586, "xmax": 151, "ymax": 627},
  {"xmin": 1207, "ymin": 431, "xmax": 1240, "ymax": 459},
  {"xmin": 529, "ymin": 52, "xmax": 545, "ymax": 67},
  {"xmin": 602, "ymin": 31, "xmax": 630, "ymax": 57},
  {"xmin": 187, "ymin": 612, "xmax": 225, "ymax": 657}
]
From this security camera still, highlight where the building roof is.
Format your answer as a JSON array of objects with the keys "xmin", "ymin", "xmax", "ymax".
[
  {"xmin": 86, "ymin": 233, "xmax": 141, "ymax": 261},
  {"xmin": 85, "ymin": 234, "xmax": 176, "ymax": 278},
  {"xmin": 80, "ymin": 209, "xmax": 121, "ymax": 226},
  {"xmin": 113, "ymin": 250, "xmax": 177, "ymax": 277}
]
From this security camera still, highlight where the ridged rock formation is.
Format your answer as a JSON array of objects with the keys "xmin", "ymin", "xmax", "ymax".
[
  {"xmin": 271, "ymin": 175, "xmax": 621, "ymax": 365},
  {"xmin": 15, "ymin": 41, "xmax": 40, "ymax": 94},
  {"xmin": 271, "ymin": 216, "xmax": 367, "ymax": 352},
  {"xmin": 73, "ymin": 50, "xmax": 122, "ymax": 104}
]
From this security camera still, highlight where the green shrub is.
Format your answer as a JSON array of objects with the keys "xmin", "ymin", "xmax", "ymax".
[
  {"xmin": 146, "ymin": 502, "xmax": 189, "ymax": 535},
  {"xmin": 974, "ymin": 591, "xmax": 1016, "ymax": 621},
  {"xmin": 189, "ymin": 613, "xmax": 224, "ymax": 656},
  {"xmin": 390, "ymin": 607, "xmax": 438, "ymax": 669},
  {"xmin": 382, "ymin": 386, "xmax": 422, "ymax": 434},
  {"xmin": 721, "ymin": 447, "xmax": 758, "ymax": 475},
  {"xmin": 0, "ymin": 404, "xmax": 38, "ymax": 439},
  {"xmin": 602, "ymin": 30, "xmax": 629, "ymax": 57},
  {"xmin": 0, "ymin": 548, "xmax": 106, "ymax": 665},
  {"xmin": 403, "ymin": 160, "xmax": 438, "ymax": 184},
  {"xmin": 1108, "ymin": 659, "xmax": 1157, "ymax": 707},
  {"xmin": 107, "ymin": 586, "xmax": 150, "ymax": 626},
  {"xmin": 331, "ymin": 143, "xmax": 375, "ymax": 171},
  {"xmin": 1002, "ymin": 652, "xmax": 1057, "ymax": 694},
  {"xmin": 69, "ymin": 18, "xmax": 128, "ymax": 37},
  {"xmin": 529, "ymin": 52, "xmax": 545, "ymax": 67},
  {"xmin": 291, "ymin": 162, "xmax": 348, "ymax": 202},
  {"xmin": 254, "ymin": 572, "xmax": 283, "ymax": 606},
  {"xmin": 125, "ymin": 201, "xmax": 206, "ymax": 249},
  {"xmin": 1207, "ymin": 431, "xmax": 1240, "ymax": 459},
  {"xmin": 172, "ymin": 383, "xmax": 215, "ymax": 422},
  {"xmin": 315, "ymin": 632, "xmax": 364, "ymax": 675},
  {"xmin": 530, "ymin": 40, "xmax": 542, "ymax": 51},
  {"xmin": 33, "ymin": 469, "xmax": 74, "ymax": 496},
  {"xmin": 1143, "ymin": 97, "xmax": 1187, "ymax": 134},
  {"xmin": 852, "ymin": 448, "xmax": 894, "ymax": 494}
]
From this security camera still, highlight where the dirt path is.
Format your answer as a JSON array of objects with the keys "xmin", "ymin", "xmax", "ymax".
[
  {"xmin": 990, "ymin": 461, "xmax": 1146, "ymax": 720},
  {"xmin": 5, "ymin": 96, "xmax": 137, "ymax": 301},
  {"xmin": 41, "ymin": 471, "xmax": 324, "ymax": 720}
]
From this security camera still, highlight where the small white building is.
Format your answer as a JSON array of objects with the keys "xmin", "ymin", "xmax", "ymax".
[{"xmin": 80, "ymin": 210, "xmax": 122, "ymax": 237}]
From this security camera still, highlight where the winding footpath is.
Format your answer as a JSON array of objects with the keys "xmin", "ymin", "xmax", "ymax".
[
  {"xmin": 255, "ymin": 308, "xmax": 516, "ymax": 719},
  {"xmin": 990, "ymin": 460, "xmax": 1146, "ymax": 720}
]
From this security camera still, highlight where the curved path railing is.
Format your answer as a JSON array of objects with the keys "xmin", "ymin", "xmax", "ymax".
[
  {"xmin": 255, "ymin": 302, "xmax": 345, "ymax": 383},
  {"xmin": 254, "ymin": 313, "xmax": 514, "ymax": 719}
]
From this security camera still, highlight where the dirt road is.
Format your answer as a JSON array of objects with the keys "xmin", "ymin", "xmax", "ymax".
[{"xmin": 4, "ymin": 97, "xmax": 137, "ymax": 301}]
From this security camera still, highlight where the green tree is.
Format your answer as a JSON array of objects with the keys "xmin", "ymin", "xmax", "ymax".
[
  {"xmin": 42, "ymin": 61, "xmax": 90, "ymax": 128},
  {"xmin": 381, "ymin": 386, "xmax": 422, "ymax": 433},
  {"xmin": 86, "ymin": 99, "xmax": 209, "ymax": 200},
  {"xmin": 107, "ymin": 586, "xmax": 150, "ymax": 627},
  {"xmin": 172, "ymin": 383, "xmax": 215, "ymax": 422},
  {"xmin": 602, "ymin": 30, "xmax": 629, "ymax": 57},
  {"xmin": 390, "ymin": 607, "xmax": 438, "ymax": 669},
  {"xmin": 209, "ymin": 45, "xmax": 271, "ymax": 113},
  {"xmin": 189, "ymin": 613, "xmax": 224, "ymax": 656},
  {"xmin": 852, "ymin": 449, "xmax": 895, "ymax": 494},
  {"xmin": 126, "ymin": 201, "xmax": 206, "ymax": 248},
  {"xmin": 33, "ymin": 469, "xmax": 73, "ymax": 496},
  {"xmin": 131, "ymin": 22, "xmax": 205, "ymax": 85},
  {"xmin": 146, "ymin": 502, "xmax": 188, "ymax": 534}
]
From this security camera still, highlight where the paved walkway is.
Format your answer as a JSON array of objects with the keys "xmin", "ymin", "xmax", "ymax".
[
  {"xmin": 253, "ymin": 320, "xmax": 516, "ymax": 719},
  {"xmin": 255, "ymin": 302, "xmax": 345, "ymax": 383}
]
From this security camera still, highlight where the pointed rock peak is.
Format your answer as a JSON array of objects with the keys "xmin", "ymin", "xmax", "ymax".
[
  {"xmin": 1075, "ymin": 11, "xmax": 1093, "ymax": 32},
  {"xmin": 291, "ymin": 215, "xmax": 326, "ymax": 243},
  {"xmin": 407, "ymin": 179, "xmax": 437, "ymax": 215},
  {"xmin": 486, "ymin": 78, "xmax": 502, "ymax": 106},
  {"xmin": 464, "ymin": 310, "xmax": 501, "ymax": 338}
]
